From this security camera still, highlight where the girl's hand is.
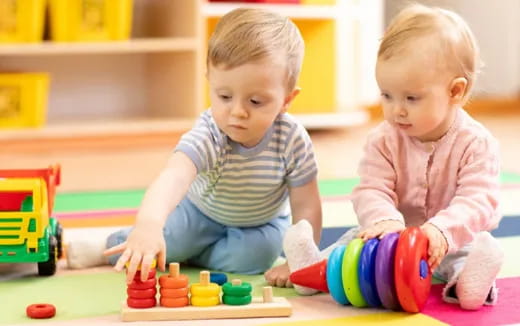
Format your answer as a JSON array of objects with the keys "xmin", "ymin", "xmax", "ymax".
[
  {"xmin": 358, "ymin": 220, "xmax": 405, "ymax": 241},
  {"xmin": 420, "ymin": 223, "xmax": 448, "ymax": 270},
  {"xmin": 103, "ymin": 225, "xmax": 166, "ymax": 284}
]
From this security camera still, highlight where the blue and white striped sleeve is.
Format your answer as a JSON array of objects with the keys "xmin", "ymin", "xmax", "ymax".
[
  {"xmin": 285, "ymin": 123, "xmax": 318, "ymax": 187},
  {"xmin": 174, "ymin": 112, "xmax": 220, "ymax": 173}
]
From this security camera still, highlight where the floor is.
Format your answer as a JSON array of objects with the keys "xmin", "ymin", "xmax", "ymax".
[{"xmin": 2, "ymin": 112, "xmax": 518, "ymax": 193}]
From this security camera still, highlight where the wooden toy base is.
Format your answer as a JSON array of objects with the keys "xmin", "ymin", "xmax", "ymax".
[{"xmin": 121, "ymin": 296, "xmax": 292, "ymax": 322}]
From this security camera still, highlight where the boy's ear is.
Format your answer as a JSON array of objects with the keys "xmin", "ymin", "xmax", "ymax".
[
  {"xmin": 282, "ymin": 87, "xmax": 301, "ymax": 113},
  {"xmin": 449, "ymin": 77, "xmax": 467, "ymax": 103}
]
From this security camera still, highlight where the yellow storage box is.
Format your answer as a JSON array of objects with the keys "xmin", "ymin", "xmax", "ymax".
[
  {"xmin": 0, "ymin": 73, "xmax": 49, "ymax": 129},
  {"xmin": 0, "ymin": 0, "xmax": 46, "ymax": 43},
  {"xmin": 49, "ymin": 0, "xmax": 132, "ymax": 42}
]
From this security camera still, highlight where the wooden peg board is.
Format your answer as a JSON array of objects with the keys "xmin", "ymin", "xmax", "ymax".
[{"xmin": 121, "ymin": 296, "xmax": 292, "ymax": 322}]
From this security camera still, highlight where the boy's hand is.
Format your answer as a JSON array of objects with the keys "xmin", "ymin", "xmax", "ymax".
[
  {"xmin": 420, "ymin": 223, "xmax": 448, "ymax": 270},
  {"xmin": 358, "ymin": 220, "xmax": 405, "ymax": 241},
  {"xmin": 103, "ymin": 225, "xmax": 166, "ymax": 284},
  {"xmin": 264, "ymin": 262, "xmax": 293, "ymax": 288}
]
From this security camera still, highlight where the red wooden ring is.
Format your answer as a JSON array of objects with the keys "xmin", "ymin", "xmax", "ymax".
[
  {"xmin": 394, "ymin": 227, "xmax": 432, "ymax": 313},
  {"xmin": 26, "ymin": 304, "xmax": 56, "ymax": 319},
  {"xmin": 128, "ymin": 278, "xmax": 156, "ymax": 290},
  {"xmin": 133, "ymin": 269, "xmax": 157, "ymax": 280},
  {"xmin": 127, "ymin": 297, "xmax": 157, "ymax": 309},
  {"xmin": 160, "ymin": 287, "xmax": 189, "ymax": 298},
  {"xmin": 127, "ymin": 287, "xmax": 157, "ymax": 299},
  {"xmin": 159, "ymin": 274, "xmax": 189, "ymax": 289}
]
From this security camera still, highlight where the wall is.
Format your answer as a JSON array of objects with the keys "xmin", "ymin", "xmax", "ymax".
[{"xmin": 385, "ymin": 0, "xmax": 520, "ymax": 98}]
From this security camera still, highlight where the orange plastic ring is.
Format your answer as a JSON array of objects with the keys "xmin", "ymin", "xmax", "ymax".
[
  {"xmin": 128, "ymin": 278, "xmax": 156, "ymax": 290},
  {"xmin": 160, "ymin": 287, "xmax": 189, "ymax": 298},
  {"xmin": 159, "ymin": 274, "xmax": 189, "ymax": 289},
  {"xmin": 127, "ymin": 287, "xmax": 157, "ymax": 299},
  {"xmin": 160, "ymin": 296, "xmax": 189, "ymax": 308},
  {"xmin": 26, "ymin": 304, "xmax": 56, "ymax": 319}
]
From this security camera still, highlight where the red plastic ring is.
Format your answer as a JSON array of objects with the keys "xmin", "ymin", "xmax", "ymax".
[
  {"xmin": 394, "ymin": 227, "xmax": 432, "ymax": 312},
  {"xmin": 134, "ymin": 269, "xmax": 157, "ymax": 280},
  {"xmin": 127, "ymin": 297, "xmax": 157, "ymax": 309},
  {"xmin": 128, "ymin": 278, "xmax": 156, "ymax": 290},
  {"xmin": 127, "ymin": 287, "xmax": 157, "ymax": 299},
  {"xmin": 26, "ymin": 304, "xmax": 56, "ymax": 319}
]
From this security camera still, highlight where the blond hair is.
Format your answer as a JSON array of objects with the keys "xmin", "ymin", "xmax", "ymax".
[
  {"xmin": 379, "ymin": 4, "xmax": 481, "ymax": 103},
  {"xmin": 207, "ymin": 8, "xmax": 304, "ymax": 91}
]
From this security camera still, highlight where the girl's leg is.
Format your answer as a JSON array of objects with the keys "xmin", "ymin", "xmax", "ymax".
[
  {"xmin": 434, "ymin": 232, "xmax": 504, "ymax": 309},
  {"xmin": 188, "ymin": 215, "xmax": 290, "ymax": 274}
]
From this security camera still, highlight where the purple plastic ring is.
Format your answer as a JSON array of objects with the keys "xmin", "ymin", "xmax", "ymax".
[{"xmin": 375, "ymin": 232, "xmax": 400, "ymax": 310}]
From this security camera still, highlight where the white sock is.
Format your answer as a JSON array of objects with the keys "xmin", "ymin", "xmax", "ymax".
[
  {"xmin": 456, "ymin": 232, "xmax": 504, "ymax": 310},
  {"xmin": 66, "ymin": 236, "xmax": 109, "ymax": 269},
  {"xmin": 283, "ymin": 220, "xmax": 321, "ymax": 295}
]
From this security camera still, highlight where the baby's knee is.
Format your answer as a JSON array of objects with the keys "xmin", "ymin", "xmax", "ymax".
[{"xmin": 230, "ymin": 243, "xmax": 282, "ymax": 274}]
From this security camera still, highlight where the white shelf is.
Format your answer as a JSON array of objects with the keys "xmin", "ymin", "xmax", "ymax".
[
  {"xmin": 294, "ymin": 111, "xmax": 369, "ymax": 129},
  {"xmin": 203, "ymin": 3, "xmax": 338, "ymax": 19},
  {"xmin": 0, "ymin": 38, "xmax": 199, "ymax": 56},
  {"xmin": 0, "ymin": 118, "xmax": 195, "ymax": 141}
]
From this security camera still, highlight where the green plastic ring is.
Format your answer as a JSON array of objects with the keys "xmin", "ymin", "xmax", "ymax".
[
  {"xmin": 342, "ymin": 238, "xmax": 368, "ymax": 307},
  {"xmin": 222, "ymin": 294, "xmax": 252, "ymax": 305},
  {"xmin": 222, "ymin": 282, "xmax": 252, "ymax": 297}
]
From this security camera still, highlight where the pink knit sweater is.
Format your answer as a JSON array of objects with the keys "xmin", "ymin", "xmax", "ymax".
[{"xmin": 352, "ymin": 108, "xmax": 501, "ymax": 253}]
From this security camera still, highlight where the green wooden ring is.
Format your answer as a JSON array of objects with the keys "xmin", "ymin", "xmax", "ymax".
[
  {"xmin": 222, "ymin": 282, "xmax": 252, "ymax": 297},
  {"xmin": 342, "ymin": 238, "xmax": 368, "ymax": 307},
  {"xmin": 222, "ymin": 294, "xmax": 252, "ymax": 305}
]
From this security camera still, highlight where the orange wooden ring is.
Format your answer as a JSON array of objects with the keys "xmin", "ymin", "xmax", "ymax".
[
  {"xmin": 160, "ymin": 296, "xmax": 189, "ymax": 308},
  {"xmin": 127, "ymin": 287, "xmax": 157, "ymax": 299},
  {"xmin": 128, "ymin": 278, "xmax": 156, "ymax": 290},
  {"xmin": 127, "ymin": 297, "xmax": 157, "ymax": 309},
  {"xmin": 26, "ymin": 304, "xmax": 56, "ymax": 319},
  {"xmin": 159, "ymin": 274, "xmax": 189, "ymax": 289},
  {"xmin": 160, "ymin": 287, "xmax": 189, "ymax": 298}
]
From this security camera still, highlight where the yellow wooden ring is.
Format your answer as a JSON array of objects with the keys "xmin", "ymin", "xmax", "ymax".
[
  {"xmin": 191, "ymin": 296, "xmax": 220, "ymax": 307},
  {"xmin": 125, "ymin": 259, "xmax": 157, "ymax": 271},
  {"xmin": 190, "ymin": 283, "xmax": 221, "ymax": 297}
]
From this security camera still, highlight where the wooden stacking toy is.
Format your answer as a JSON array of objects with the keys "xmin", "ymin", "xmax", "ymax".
[
  {"xmin": 290, "ymin": 227, "xmax": 432, "ymax": 313},
  {"xmin": 121, "ymin": 263, "xmax": 292, "ymax": 322}
]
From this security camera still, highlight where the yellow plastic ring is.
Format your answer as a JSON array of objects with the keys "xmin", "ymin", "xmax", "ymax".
[
  {"xmin": 191, "ymin": 295, "xmax": 220, "ymax": 307},
  {"xmin": 125, "ymin": 259, "xmax": 157, "ymax": 271}
]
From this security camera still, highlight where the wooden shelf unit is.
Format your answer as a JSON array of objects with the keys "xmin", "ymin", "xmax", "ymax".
[
  {"xmin": 0, "ymin": 0, "xmax": 382, "ymax": 146},
  {"xmin": 0, "ymin": 0, "xmax": 204, "ymax": 146}
]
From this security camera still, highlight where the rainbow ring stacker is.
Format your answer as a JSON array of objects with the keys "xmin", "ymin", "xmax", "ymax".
[
  {"xmin": 358, "ymin": 238, "xmax": 382, "ymax": 307},
  {"xmin": 375, "ymin": 232, "xmax": 401, "ymax": 310},
  {"xmin": 342, "ymin": 238, "xmax": 368, "ymax": 307},
  {"xmin": 326, "ymin": 245, "xmax": 349, "ymax": 305},
  {"xmin": 394, "ymin": 227, "xmax": 432, "ymax": 313}
]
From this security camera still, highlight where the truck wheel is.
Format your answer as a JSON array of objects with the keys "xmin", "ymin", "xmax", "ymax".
[
  {"xmin": 55, "ymin": 222, "xmax": 63, "ymax": 259},
  {"xmin": 38, "ymin": 236, "xmax": 57, "ymax": 276}
]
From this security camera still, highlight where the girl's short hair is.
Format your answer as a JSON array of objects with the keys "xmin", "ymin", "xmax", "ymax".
[
  {"xmin": 379, "ymin": 4, "xmax": 481, "ymax": 103},
  {"xmin": 208, "ymin": 8, "xmax": 304, "ymax": 91}
]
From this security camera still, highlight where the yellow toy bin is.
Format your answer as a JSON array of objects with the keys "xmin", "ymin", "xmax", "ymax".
[
  {"xmin": 0, "ymin": 73, "xmax": 49, "ymax": 129},
  {"xmin": 0, "ymin": 0, "xmax": 46, "ymax": 43},
  {"xmin": 49, "ymin": 0, "xmax": 133, "ymax": 42}
]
